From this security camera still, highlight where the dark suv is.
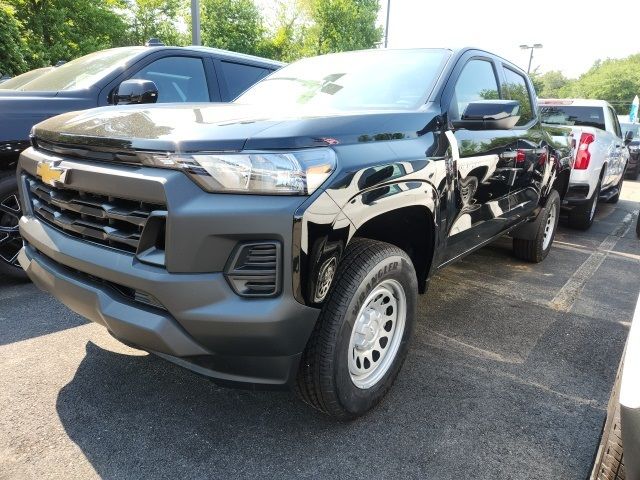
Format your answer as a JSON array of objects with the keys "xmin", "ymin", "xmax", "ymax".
[
  {"xmin": 0, "ymin": 45, "xmax": 283, "ymax": 278},
  {"xmin": 16, "ymin": 48, "xmax": 570, "ymax": 419}
]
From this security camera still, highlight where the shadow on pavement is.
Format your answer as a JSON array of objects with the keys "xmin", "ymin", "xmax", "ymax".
[
  {"xmin": 0, "ymin": 279, "xmax": 87, "ymax": 346},
  {"xmin": 56, "ymin": 314, "xmax": 626, "ymax": 480}
]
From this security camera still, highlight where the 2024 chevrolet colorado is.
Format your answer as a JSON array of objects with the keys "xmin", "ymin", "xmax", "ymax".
[{"xmin": 16, "ymin": 48, "xmax": 571, "ymax": 419}]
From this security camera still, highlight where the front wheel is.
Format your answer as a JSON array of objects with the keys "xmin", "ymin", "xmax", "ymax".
[
  {"xmin": 0, "ymin": 173, "xmax": 28, "ymax": 281},
  {"xmin": 607, "ymin": 174, "xmax": 624, "ymax": 204},
  {"xmin": 296, "ymin": 238, "xmax": 417, "ymax": 420},
  {"xmin": 512, "ymin": 189, "xmax": 560, "ymax": 263}
]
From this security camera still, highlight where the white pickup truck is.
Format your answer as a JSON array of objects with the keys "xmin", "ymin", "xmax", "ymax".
[{"xmin": 539, "ymin": 99, "xmax": 631, "ymax": 229}]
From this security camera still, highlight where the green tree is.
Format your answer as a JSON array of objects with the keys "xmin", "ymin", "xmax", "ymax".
[
  {"xmin": 7, "ymin": 0, "xmax": 128, "ymax": 67},
  {"xmin": 124, "ymin": 0, "xmax": 188, "ymax": 46},
  {"xmin": 530, "ymin": 70, "xmax": 571, "ymax": 98},
  {"xmin": 0, "ymin": 2, "xmax": 29, "ymax": 75},
  {"xmin": 561, "ymin": 55, "xmax": 640, "ymax": 113},
  {"xmin": 300, "ymin": 0, "xmax": 382, "ymax": 56},
  {"xmin": 200, "ymin": 0, "xmax": 265, "ymax": 56},
  {"xmin": 258, "ymin": 0, "xmax": 305, "ymax": 61}
]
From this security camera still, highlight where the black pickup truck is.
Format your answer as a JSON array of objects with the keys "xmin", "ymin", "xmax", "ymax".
[
  {"xmin": 0, "ymin": 45, "xmax": 283, "ymax": 278},
  {"xmin": 16, "ymin": 48, "xmax": 570, "ymax": 419}
]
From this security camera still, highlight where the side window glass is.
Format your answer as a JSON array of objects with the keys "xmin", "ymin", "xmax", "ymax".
[
  {"xmin": 134, "ymin": 56, "xmax": 210, "ymax": 103},
  {"xmin": 220, "ymin": 61, "xmax": 270, "ymax": 100},
  {"xmin": 610, "ymin": 107, "xmax": 622, "ymax": 137},
  {"xmin": 502, "ymin": 67, "xmax": 534, "ymax": 126},
  {"xmin": 450, "ymin": 59, "xmax": 499, "ymax": 120}
]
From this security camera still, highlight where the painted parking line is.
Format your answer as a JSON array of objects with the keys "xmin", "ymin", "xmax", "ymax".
[{"xmin": 551, "ymin": 212, "xmax": 635, "ymax": 313}]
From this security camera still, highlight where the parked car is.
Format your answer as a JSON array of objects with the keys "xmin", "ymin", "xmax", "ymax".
[
  {"xmin": 620, "ymin": 121, "xmax": 640, "ymax": 179},
  {"xmin": 0, "ymin": 66, "xmax": 56, "ymax": 91},
  {"xmin": 0, "ymin": 45, "xmax": 283, "ymax": 279},
  {"xmin": 16, "ymin": 47, "xmax": 571, "ymax": 419},
  {"xmin": 539, "ymin": 99, "xmax": 631, "ymax": 229},
  {"xmin": 591, "ymin": 292, "xmax": 640, "ymax": 480}
]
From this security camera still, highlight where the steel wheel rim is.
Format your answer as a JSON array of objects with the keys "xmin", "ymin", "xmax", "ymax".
[
  {"xmin": 542, "ymin": 203, "xmax": 556, "ymax": 250},
  {"xmin": 0, "ymin": 193, "xmax": 22, "ymax": 268},
  {"xmin": 348, "ymin": 279, "xmax": 406, "ymax": 390}
]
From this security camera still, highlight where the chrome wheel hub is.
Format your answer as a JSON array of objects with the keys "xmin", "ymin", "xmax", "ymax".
[{"xmin": 348, "ymin": 279, "xmax": 406, "ymax": 390}]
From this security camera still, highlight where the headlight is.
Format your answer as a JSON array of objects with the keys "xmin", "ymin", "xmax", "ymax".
[{"xmin": 138, "ymin": 148, "xmax": 336, "ymax": 195}]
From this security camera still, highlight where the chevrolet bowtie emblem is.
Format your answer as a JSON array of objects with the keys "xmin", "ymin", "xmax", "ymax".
[{"xmin": 36, "ymin": 161, "xmax": 70, "ymax": 187}]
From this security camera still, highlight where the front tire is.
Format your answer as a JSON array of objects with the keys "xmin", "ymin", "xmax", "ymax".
[
  {"xmin": 568, "ymin": 182, "xmax": 600, "ymax": 230},
  {"xmin": 607, "ymin": 174, "xmax": 624, "ymax": 204},
  {"xmin": 0, "ymin": 173, "xmax": 28, "ymax": 281},
  {"xmin": 513, "ymin": 189, "xmax": 560, "ymax": 263},
  {"xmin": 296, "ymin": 238, "xmax": 417, "ymax": 420}
]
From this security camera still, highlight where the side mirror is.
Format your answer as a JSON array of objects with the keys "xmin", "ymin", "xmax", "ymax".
[
  {"xmin": 625, "ymin": 130, "xmax": 634, "ymax": 144},
  {"xmin": 114, "ymin": 79, "xmax": 158, "ymax": 105},
  {"xmin": 452, "ymin": 100, "xmax": 520, "ymax": 131}
]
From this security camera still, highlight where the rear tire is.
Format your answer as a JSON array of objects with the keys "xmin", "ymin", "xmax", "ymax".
[
  {"xmin": 568, "ymin": 182, "xmax": 600, "ymax": 230},
  {"xmin": 296, "ymin": 238, "xmax": 417, "ymax": 420},
  {"xmin": 0, "ymin": 173, "xmax": 28, "ymax": 281},
  {"xmin": 513, "ymin": 189, "xmax": 560, "ymax": 263}
]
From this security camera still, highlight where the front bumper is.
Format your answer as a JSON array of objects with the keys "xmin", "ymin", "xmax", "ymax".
[{"xmin": 17, "ymin": 147, "xmax": 321, "ymax": 388}]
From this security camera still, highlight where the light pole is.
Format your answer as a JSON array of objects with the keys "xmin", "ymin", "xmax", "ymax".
[
  {"xmin": 384, "ymin": 0, "xmax": 391, "ymax": 48},
  {"xmin": 520, "ymin": 44, "xmax": 542, "ymax": 74},
  {"xmin": 191, "ymin": 0, "xmax": 201, "ymax": 46}
]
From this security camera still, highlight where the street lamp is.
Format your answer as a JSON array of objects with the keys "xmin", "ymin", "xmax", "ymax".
[
  {"xmin": 520, "ymin": 44, "xmax": 542, "ymax": 74},
  {"xmin": 384, "ymin": 0, "xmax": 391, "ymax": 48},
  {"xmin": 191, "ymin": 0, "xmax": 201, "ymax": 46}
]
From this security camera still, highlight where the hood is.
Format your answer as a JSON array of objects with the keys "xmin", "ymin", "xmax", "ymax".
[
  {"xmin": 32, "ymin": 102, "xmax": 437, "ymax": 152},
  {"xmin": 0, "ymin": 90, "xmax": 95, "ymax": 142}
]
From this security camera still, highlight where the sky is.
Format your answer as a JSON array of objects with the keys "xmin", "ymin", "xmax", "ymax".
[{"xmin": 376, "ymin": 0, "xmax": 639, "ymax": 78}]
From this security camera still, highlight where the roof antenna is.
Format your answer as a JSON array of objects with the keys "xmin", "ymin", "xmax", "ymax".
[{"xmin": 145, "ymin": 38, "xmax": 164, "ymax": 47}]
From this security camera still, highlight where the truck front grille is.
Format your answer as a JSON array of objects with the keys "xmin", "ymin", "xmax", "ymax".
[{"xmin": 26, "ymin": 175, "xmax": 166, "ymax": 254}]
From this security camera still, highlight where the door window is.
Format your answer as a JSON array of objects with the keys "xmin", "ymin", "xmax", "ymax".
[
  {"xmin": 450, "ymin": 59, "xmax": 499, "ymax": 120},
  {"xmin": 502, "ymin": 67, "xmax": 534, "ymax": 126},
  {"xmin": 134, "ymin": 56, "xmax": 210, "ymax": 103},
  {"xmin": 220, "ymin": 61, "xmax": 271, "ymax": 100},
  {"xmin": 609, "ymin": 107, "xmax": 622, "ymax": 137}
]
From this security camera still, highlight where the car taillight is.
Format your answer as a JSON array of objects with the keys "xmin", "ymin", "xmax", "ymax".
[{"xmin": 574, "ymin": 132, "xmax": 595, "ymax": 169}]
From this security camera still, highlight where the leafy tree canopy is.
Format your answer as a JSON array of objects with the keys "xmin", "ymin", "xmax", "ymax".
[{"xmin": 0, "ymin": 2, "xmax": 29, "ymax": 75}]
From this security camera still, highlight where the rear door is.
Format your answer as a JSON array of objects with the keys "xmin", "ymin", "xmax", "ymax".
[
  {"xmin": 214, "ymin": 59, "xmax": 274, "ymax": 101},
  {"xmin": 606, "ymin": 105, "xmax": 627, "ymax": 186},
  {"xmin": 500, "ymin": 65, "xmax": 548, "ymax": 219},
  {"xmin": 440, "ymin": 54, "xmax": 525, "ymax": 264}
]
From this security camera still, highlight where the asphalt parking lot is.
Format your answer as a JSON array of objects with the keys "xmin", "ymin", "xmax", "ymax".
[{"xmin": 1, "ymin": 181, "xmax": 639, "ymax": 480}]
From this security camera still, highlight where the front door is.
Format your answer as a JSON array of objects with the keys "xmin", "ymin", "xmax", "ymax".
[{"xmin": 440, "ymin": 56, "xmax": 522, "ymax": 264}]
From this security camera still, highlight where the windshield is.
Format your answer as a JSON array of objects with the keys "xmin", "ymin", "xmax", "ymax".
[
  {"xmin": 0, "ymin": 67, "xmax": 55, "ymax": 90},
  {"xmin": 620, "ymin": 122, "xmax": 640, "ymax": 138},
  {"xmin": 539, "ymin": 105, "xmax": 606, "ymax": 130},
  {"xmin": 235, "ymin": 49, "xmax": 450, "ymax": 111},
  {"xmin": 18, "ymin": 47, "xmax": 145, "ymax": 92}
]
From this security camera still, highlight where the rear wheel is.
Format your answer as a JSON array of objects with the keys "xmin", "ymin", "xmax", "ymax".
[
  {"xmin": 568, "ymin": 182, "xmax": 600, "ymax": 230},
  {"xmin": 513, "ymin": 189, "xmax": 560, "ymax": 263},
  {"xmin": 296, "ymin": 238, "xmax": 417, "ymax": 420},
  {"xmin": 0, "ymin": 173, "xmax": 27, "ymax": 281}
]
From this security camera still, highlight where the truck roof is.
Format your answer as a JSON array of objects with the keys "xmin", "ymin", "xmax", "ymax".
[{"xmin": 183, "ymin": 46, "xmax": 285, "ymax": 68}]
